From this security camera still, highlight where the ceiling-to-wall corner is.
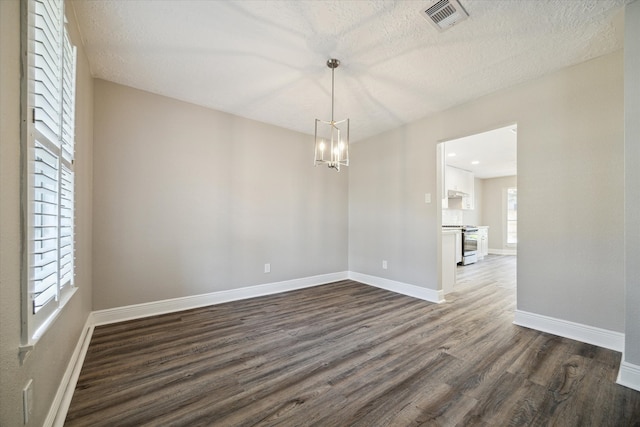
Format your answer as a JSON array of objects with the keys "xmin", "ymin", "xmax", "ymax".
[{"xmin": 349, "ymin": 50, "xmax": 625, "ymax": 343}]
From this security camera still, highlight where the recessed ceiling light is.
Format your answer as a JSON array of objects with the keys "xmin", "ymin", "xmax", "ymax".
[
  {"xmin": 447, "ymin": 153, "xmax": 456, "ymax": 157},
  {"xmin": 471, "ymin": 160, "xmax": 480, "ymax": 165}
]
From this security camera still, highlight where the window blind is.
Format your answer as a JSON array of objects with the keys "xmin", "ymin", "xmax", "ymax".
[
  {"xmin": 33, "ymin": 0, "xmax": 62, "ymax": 144},
  {"xmin": 25, "ymin": 0, "xmax": 77, "ymax": 339},
  {"xmin": 61, "ymin": 27, "xmax": 76, "ymax": 162},
  {"xmin": 32, "ymin": 143, "xmax": 60, "ymax": 312}
]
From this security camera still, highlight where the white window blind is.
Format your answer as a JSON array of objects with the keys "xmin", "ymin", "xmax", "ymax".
[{"xmin": 25, "ymin": 0, "xmax": 77, "ymax": 341}]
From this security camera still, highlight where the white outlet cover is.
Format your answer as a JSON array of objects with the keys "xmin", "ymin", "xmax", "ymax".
[{"xmin": 264, "ymin": 263, "xmax": 270, "ymax": 273}]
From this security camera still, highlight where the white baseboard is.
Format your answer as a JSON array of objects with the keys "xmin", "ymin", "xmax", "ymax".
[
  {"xmin": 44, "ymin": 274, "xmax": 632, "ymax": 425},
  {"xmin": 488, "ymin": 248, "xmax": 517, "ymax": 256},
  {"xmin": 92, "ymin": 272, "xmax": 349, "ymax": 326},
  {"xmin": 348, "ymin": 272, "xmax": 444, "ymax": 304},
  {"xmin": 513, "ymin": 309, "xmax": 624, "ymax": 352},
  {"xmin": 45, "ymin": 314, "xmax": 95, "ymax": 427},
  {"xmin": 617, "ymin": 360, "xmax": 640, "ymax": 392},
  {"xmin": 47, "ymin": 271, "xmax": 440, "ymax": 424},
  {"xmin": 49, "ymin": 272, "xmax": 350, "ymax": 424}
]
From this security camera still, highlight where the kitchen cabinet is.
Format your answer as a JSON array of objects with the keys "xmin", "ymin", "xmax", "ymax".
[
  {"xmin": 477, "ymin": 226, "xmax": 489, "ymax": 259},
  {"xmin": 445, "ymin": 166, "xmax": 464, "ymax": 192},
  {"xmin": 461, "ymin": 194, "xmax": 473, "ymax": 210},
  {"xmin": 460, "ymin": 169, "xmax": 474, "ymax": 209},
  {"xmin": 445, "ymin": 166, "xmax": 474, "ymax": 210}
]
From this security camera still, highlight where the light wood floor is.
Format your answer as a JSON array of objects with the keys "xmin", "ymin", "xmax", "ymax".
[{"xmin": 65, "ymin": 256, "xmax": 640, "ymax": 426}]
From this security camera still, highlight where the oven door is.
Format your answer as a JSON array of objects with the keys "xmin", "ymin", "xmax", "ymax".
[
  {"xmin": 464, "ymin": 232, "xmax": 478, "ymax": 253},
  {"xmin": 462, "ymin": 230, "xmax": 479, "ymax": 265}
]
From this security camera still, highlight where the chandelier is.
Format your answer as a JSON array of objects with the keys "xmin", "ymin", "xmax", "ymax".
[{"xmin": 314, "ymin": 59, "xmax": 349, "ymax": 171}]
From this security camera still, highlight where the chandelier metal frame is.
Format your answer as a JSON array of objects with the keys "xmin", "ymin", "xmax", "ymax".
[{"xmin": 314, "ymin": 59, "xmax": 349, "ymax": 171}]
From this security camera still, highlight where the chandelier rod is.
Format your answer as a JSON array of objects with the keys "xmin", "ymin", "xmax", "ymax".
[
  {"xmin": 327, "ymin": 58, "xmax": 340, "ymax": 123},
  {"xmin": 331, "ymin": 64, "xmax": 335, "ymax": 123}
]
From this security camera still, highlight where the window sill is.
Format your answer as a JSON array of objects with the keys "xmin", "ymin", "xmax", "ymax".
[{"xmin": 19, "ymin": 286, "xmax": 78, "ymax": 364}]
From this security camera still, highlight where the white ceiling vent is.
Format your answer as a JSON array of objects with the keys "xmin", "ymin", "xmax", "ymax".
[{"xmin": 420, "ymin": 0, "xmax": 469, "ymax": 32}]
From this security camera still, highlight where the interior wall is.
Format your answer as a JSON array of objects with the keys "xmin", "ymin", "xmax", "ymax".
[
  {"xmin": 349, "ymin": 50, "xmax": 624, "ymax": 332},
  {"xmin": 349, "ymin": 125, "xmax": 436, "ymax": 286},
  {"xmin": 92, "ymin": 80, "xmax": 348, "ymax": 310},
  {"xmin": 624, "ymin": 0, "xmax": 640, "ymax": 366},
  {"xmin": 0, "ymin": 1, "xmax": 94, "ymax": 426},
  {"xmin": 481, "ymin": 175, "xmax": 517, "ymax": 253}
]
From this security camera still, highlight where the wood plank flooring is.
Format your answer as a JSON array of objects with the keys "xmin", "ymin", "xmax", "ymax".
[{"xmin": 65, "ymin": 256, "xmax": 640, "ymax": 426}]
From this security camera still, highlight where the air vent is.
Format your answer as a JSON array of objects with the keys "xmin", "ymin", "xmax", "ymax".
[{"xmin": 420, "ymin": 0, "xmax": 469, "ymax": 32}]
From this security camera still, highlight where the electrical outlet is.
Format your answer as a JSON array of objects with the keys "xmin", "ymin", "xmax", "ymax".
[
  {"xmin": 425, "ymin": 193, "xmax": 431, "ymax": 203},
  {"xmin": 382, "ymin": 260, "xmax": 388, "ymax": 269},
  {"xmin": 264, "ymin": 263, "xmax": 270, "ymax": 273},
  {"xmin": 23, "ymin": 379, "xmax": 33, "ymax": 424}
]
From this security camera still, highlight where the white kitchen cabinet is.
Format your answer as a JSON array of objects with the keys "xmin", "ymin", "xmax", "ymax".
[
  {"xmin": 455, "ymin": 230, "xmax": 462, "ymax": 263},
  {"xmin": 445, "ymin": 166, "xmax": 464, "ymax": 192},
  {"xmin": 445, "ymin": 166, "xmax": 474, "ymax": 194},
  {"xmin": 461, "ymin": 194, "xmax": 474, "ymax": 210},
  {"xmin": 445, "ymin": 166, "xmax": 475, "ymax": 210},
  {"xmin": 477, "ymin": 226, "xmax": 489, "ymax": 259},
  {"xmin": 462, "ymin": 171, "xmax": 474, "ymax": 209}
]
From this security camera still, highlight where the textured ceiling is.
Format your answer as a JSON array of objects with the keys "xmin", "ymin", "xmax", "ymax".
[{"xmin": 70, "ymin": 0, "xmax": 629, "ymax": 142}]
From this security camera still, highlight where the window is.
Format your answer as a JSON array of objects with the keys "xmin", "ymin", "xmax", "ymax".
[
  {"xmin": 22, "ymin": 0, "xmax": 77, "ymax": 345},
  {"xmin": 506, "ymin": 187, "xmax": 517, "ymax": 245}
]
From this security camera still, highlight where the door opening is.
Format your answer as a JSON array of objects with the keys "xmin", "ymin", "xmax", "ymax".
[{"xmin": 437, "ymin": 124, "xmax": 517, "ymax": 298}]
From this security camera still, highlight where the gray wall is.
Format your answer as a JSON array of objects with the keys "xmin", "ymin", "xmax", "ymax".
[
  {"xmin": 350, "ymin": 51, "xmax": 624, "ymax": 332},
  {"xmin": 0, "ymin": 1, "xmax": 94, "ymax": 425},
  {"xmin": 1, "ymin": 2, "xmax": 633, "ymax": 424},
  {"xmin": 624, "ymin": 0, "xmax": 640, "ymax": 365},
  {"xmin": 349, "ymin": 126, "xmax": 437, "ymax": 286},
  {"xmin": 92, "ymin": 80, "xmax": 348, "ymax": 310},
  {"xmin": 482, "ymin": 175, "xmax": 517, "ymax": 253}
]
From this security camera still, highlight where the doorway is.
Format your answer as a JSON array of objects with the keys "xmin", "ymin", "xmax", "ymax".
[{"xmin": 437, "ymin": 124, "xmax": 517, "ymax": 296}]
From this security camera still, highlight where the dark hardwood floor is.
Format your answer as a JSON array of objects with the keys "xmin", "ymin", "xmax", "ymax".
[{"xmin": 65, "ymin": 256, "xmax": 640, "ymax": 426}]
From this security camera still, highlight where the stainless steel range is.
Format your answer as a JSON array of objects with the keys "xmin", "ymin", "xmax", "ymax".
[{"xmin": 442, "ymin": 225, "xmax": 479, "ymax": 265}]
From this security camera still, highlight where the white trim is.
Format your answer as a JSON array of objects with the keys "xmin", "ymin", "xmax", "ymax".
[
  {"xmin": 47, "ymin": 271, "xmax": 442, "ymax": 423},
  {"xmin": 348, "ymin": 272, "xmax": 444, "ymax": 303},
  {"xmin": 92, "ymin": 272, "xmax": 349, "ymax": 326},
  {"xmin": 45, "ymin": 313, "xmax": 94, "ymax": 427},
  {"xmin": 617, "ymin": 360, "xmax": 640, "ymax": 392},
  {"xmin": 488, "ymin": 248, "xmax": 517, "ymax": 256},
  {"xmin": 513, "ymin": 309, "xmax": 624, "ymax": 351},
  {"xmin": 46, "ymin": 272, "xmax": 349, "ymax": 423}
]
